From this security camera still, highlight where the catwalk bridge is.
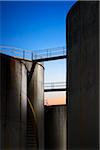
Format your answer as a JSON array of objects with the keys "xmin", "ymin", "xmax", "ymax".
[
  {"xmin": 0, "ymin": 45, "xmax": 66, "ymax": 62},
  {"xmin": 0, "ymin": 45, "xmax": 67, "ymax": 92},
  {"xmin": 44, "ymin": 82, "xmax": 66, "ymax": 92}
]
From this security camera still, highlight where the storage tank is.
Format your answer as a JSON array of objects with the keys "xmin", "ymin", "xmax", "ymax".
[
  {"xmin": 27, "ymin": 62, "xmax": 44, "ymax": 150},
  {"xmin": 44, "ymin": 105, "xmax": 66, "ymax": 150},
  {"xmin": 0, "ymin": 53, "xmax": 44, "ymax": 150},
  {"xmin": 66, "ymin": 1, "xmax": 99, "ymax": 150},
  {"xmin": 0, "ymin": 53, "xmax": 27, "ymax": 149}
]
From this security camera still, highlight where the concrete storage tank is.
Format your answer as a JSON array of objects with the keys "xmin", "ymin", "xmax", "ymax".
[
  {"xmin": 0, "ymin": 53, "xmax": 27, "ymax": 149},
  {"xmin": 66, "ymin": 1, "xmax": 99, "ymax": 150},
  {"xmin": 44, "ymin": 105, "xmax": 66, "ymax": 150}
]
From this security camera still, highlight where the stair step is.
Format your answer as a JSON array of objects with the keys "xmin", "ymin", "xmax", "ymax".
[
  {"xmin": 26, "ymin": 141, "xmax": 37, "ymax": 142},
  {"xmin": 26, "ymin": 135, "xmax": 36, "ymax": 137},
  {"xmin": 26, "ymin": 144, "xmax": 37, "ymax": 146},
  {"xmin": 27, "ymin": 132, "xmax": 36, "ymax": 134},
  {"xmin": 26, "ymin": 141, "xmax": 37, "ymax": 143},
  {"xmin": 26, "ymin": 142, "xmax": 37, "ymax": 144},
  {"xmin": 26, "ymin": 137, "xmax": 36, "ymax": 139},
  {"xmin": 27, "ymin": 107, "xmax": 38, "ymax": 149},
  {"xmin": 27, "ymin": 130, "xmax": 36, "ymax": 131}
]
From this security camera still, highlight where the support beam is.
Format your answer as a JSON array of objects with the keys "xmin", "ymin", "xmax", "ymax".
[
  {"xmin": 32, "ymin": 55, "xmax": 67, "ymax": 62},
  {"xmin": 44, "ymin": 88, "xmax": 66, "ymax": 92}
]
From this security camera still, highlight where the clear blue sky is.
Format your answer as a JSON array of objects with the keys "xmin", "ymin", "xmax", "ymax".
[
  {"xmin": 0, "ymin": 1, "xmax": 76, "ymax": 49},
  {"xmin": 0, "ymin": 0, "xmax": 76, "ymax": 105}
]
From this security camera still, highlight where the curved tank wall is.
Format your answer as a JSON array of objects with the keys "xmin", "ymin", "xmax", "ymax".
[
  {"xmin": 67, "ymin": 1, "xmax": 99, "ymax": 150},
  {"xmin": 28, "ymin": 62, "xmax": 44, "ymax": 150},
  {"xmin": 0, "ymin": 53, "xmax": 27, "ymax": 149},
  {"xmin": 44, "ymin": 105, "xmax": 66, "ymax": 150}
]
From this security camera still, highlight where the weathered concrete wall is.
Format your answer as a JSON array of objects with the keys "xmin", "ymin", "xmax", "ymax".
[
  {"xmin": 0, "ymin": 54, "xmax": 27, "ymax": 149},
  {"xmin": 28, "ymin": 62, "xmax": 44, "ymax": 150},
  {"xmin": 44, "ymin": 105, "xmax": 66, "ymax": 150},
  {"xmin": 67, "ymin": 1, "xmax": 99, "ymax": 150}
]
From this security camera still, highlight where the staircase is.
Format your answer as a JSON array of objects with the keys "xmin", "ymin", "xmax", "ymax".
[
  {"xmin": 26, "ymin": 61, "xmax": 38, "ymax": 150},
  {"xmin": 26, "ymin": 99, "xmax": 38, "ymax": 150}
]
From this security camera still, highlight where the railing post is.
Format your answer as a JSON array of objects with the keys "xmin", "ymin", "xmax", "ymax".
[
  {"xmin": 47, "ymin": 49, "xmax": 48, "ymax": 57},
  {"xmin": 51, "ymin": 83, "xmax": 54, "ymax": 89},
  {"xmin": 23, "ymin": 50, "xmax": 25, "ymax": 59},
  {"xmin": 35, "ymin": 53, "xmax": 37, "ymax": 60},
  {"xmin": 63, "ymin": 47, "xmax": 64, "ymax": 55},
  {"xmin": 49, "ymin": 49, "xmax": 51, "ymax": 56},
  {"xmin": 31, "ymin": 52, "xmax": 33, "ymax": 60}
]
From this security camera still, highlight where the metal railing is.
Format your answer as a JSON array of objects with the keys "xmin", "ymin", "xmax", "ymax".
[
  {"xmin": 0, "ymin": 45, "xmax": 34, "ymax": 60},
  {"xmin": 0, "ymin": 45, "xmax": 66, "ymax": 61},
  {"xmin": 27, "ymin": 97, "xmax": 37, "ymax": 124},
  {"xmin": 44, "ymin": 82, "xmax": 66, "ymax": 90},
  {"xmin": 33, "ymin": 46, "xmax": 66, "ymax": 60}
]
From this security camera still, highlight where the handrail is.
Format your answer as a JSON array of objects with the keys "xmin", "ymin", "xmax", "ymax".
[
  {"xmin": 0, "ymin": 45, "xmax": 66, "ymax": 61},
  {"xmin": 44, "ymin": 82, "xmax": 66, "ymax": 89},
  {"xmin": 27, "ymin": 97, "xmax": 37, "ymax": 124}
]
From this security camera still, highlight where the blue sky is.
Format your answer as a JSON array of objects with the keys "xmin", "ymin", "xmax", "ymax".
[
  {"xmin": 0, "ymin": 1, "xmax": 76, "ymax": 105},
  {"xmin": 0, "ymin": 1, "xmax": 76, "ymax": 49}
]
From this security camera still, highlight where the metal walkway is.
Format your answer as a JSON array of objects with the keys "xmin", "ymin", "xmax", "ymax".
[
  {"xmin": 0, "ymin": 45, "xmax": 67, "ymax": 92},
  {"xmin": 0, "ymin": 45, "xmax": 67, "ymax": 62},
  {"xmin": 44, "ymin": 82, "xmax": 66, "ymax": 92}
]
